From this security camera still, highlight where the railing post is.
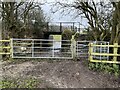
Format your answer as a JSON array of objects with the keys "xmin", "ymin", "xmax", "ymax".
[
  {"xmin": 89, "ymin": 43, "xmax": 93, "ymax": 62},
  {"xmin": 60, "ymin": 22, "xmax": 62, "ymax": 32},
  {"xmin": 113, "ymin": 43, "xmax": 118, "ymax": 62},
  {"xmin": 73, "ymin": 22, "xmax": 74, "ymax": 31}
]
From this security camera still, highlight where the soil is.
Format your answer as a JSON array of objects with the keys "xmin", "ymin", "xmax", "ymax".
[{"xmin": 2, "ymin": 59, "xmax": 120, "ymax": 88}]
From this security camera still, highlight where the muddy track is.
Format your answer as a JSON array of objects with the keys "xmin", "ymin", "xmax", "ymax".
[{"xmin": 2, "ymin": 60, "xmax": 120, "ymax": 88}]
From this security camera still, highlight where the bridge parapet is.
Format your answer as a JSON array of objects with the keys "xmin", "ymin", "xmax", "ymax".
[{"xmin": 46, "ymin": 22, "xmax": 81, "ymax": 33}]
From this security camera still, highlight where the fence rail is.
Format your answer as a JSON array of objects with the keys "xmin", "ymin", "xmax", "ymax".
[{"xmin": 89, "ymin": 42, "xmax": 120, "ymax": 64}]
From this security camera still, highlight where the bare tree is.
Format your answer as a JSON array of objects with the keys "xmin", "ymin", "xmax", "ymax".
[
  {"xmin": 110, "ymin": 1, "xmax": 120, "ymax": 44},
  {"xmin": 1, "ymin": 1, "xmax": 47, "ymax": 39},
  {"xmin": 52, "ymin": 0, "xmax": 113, "ymax": 41}
]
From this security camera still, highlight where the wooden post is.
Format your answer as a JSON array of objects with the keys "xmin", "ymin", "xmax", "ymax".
[
  {"xmin": 113, "ymin": 43, "xmax": 118, "ymax": 62},
  {"xmin": 71, "ymin": 38, "xmax": 76, "ymax": 59},
  {"xmin": 89, "ymin": 43, "xmax": 93, "ymax": 62}
]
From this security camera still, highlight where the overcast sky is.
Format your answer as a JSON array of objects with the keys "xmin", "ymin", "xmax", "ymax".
[
  {"xmin": 41, "ymin": 0, "xmax": 88, "ymax": 28},
  {"xmin": 1, "ymin": 0, "xmax": 88, "ymax": 28}
]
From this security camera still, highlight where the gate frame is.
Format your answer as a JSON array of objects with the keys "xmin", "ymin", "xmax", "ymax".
[
  {"xmin": 76, "ymin": 41, "xmax": 91, "ymax": 58},
  {"xmin": 11, "ymin": 38, "xmax": 74, "ymax": 59}
]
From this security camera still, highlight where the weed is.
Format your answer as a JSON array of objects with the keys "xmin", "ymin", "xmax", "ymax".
[
  {"xmin": 89, "ymin": 62, "xmax": 120, "ymax": 77},
  {"xmin": 1, "ymin": 77, "xmax": 40, "ymax": 88},
  {"xmin": 89, "ymin": 62, "xmax": 95, "ymax": 70}
]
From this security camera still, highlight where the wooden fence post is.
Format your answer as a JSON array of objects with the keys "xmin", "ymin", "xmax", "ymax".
[
  {"xmin": 89, "ymin": 43, "xmax": 93, "ymax": 62},
  {"xmin": 113, "ymin": 43, "xmax": 118, "ymax": 62},
  {"xmin": 71, "ymin": 38, "xmax": 76, "ymax": 59}
]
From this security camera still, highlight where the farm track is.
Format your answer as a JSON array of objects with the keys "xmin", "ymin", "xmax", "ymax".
[{"xmin": 2, "ymin": 59, "xmax": 120, "ymax": 88}]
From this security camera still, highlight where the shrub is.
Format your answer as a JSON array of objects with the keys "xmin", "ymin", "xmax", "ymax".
[
  {"xmin": 62, "ymin": 29, "xmax": 72, "ymax": 40},
  {"xmin": 89, "ymin": 62, "xmax": 120, "ymax": 77},
  {"xmin": 61, "ymin": 29, "xmax": 72, "ymax": 52}
]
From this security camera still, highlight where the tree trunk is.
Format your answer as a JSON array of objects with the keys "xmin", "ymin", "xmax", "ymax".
[{"xmin": 0, "ymin": 20, "xmax": 2, "ymax": 60}]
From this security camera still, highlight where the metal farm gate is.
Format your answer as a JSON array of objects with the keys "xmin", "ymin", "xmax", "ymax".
[
  {"xmin": 0, "ymin": 39, "xmax": 90, "ymax": 59},
  {"xmin": 76, "ymin": 41, "xmax": 91, "ymax": 58},
  {"xmin": 11, "ymin": 38, "xmax": 73, "ymax": 59}
]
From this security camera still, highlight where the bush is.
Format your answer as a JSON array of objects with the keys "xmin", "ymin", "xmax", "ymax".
[
  {"xmin": 89, "ymin": 62, "xmax": 120, "ymax": 77},
  {"xmin": 62, "ymin": 29, "xmax": 72, "ymax": 40},
  {"xmin": 61, "ymin": 29, "xmax": 72, "ymax": 52}
]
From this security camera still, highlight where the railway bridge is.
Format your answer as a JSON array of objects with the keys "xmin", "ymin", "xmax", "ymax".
[{"xmin": 42, "ymin": 22, "xmax": 81, "ymax": 39}]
